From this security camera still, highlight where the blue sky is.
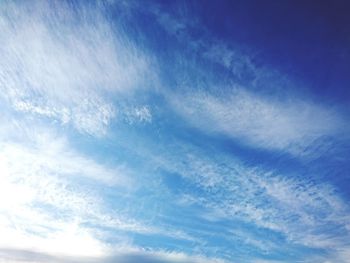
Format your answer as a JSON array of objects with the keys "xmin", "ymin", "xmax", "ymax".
[{"xmin": 0, "ymin": 0, "xmax": 350, "ymax": 262}]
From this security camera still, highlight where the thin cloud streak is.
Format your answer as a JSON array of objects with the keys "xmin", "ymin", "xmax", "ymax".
[{"xmin": 170, "ymin": 87, "xmax": 344, "ymax": 154}]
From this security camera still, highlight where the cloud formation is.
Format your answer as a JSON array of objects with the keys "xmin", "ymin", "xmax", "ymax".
[
  {"xmin": 0, "ymin": 248, "xmax": 227, "ymax": 263},
  {"xmin": 171, "ymin": 88, "xmax": 343, "ymax": 154},
  {"xmin": 150, "ymin": 140, "xmax": 350, "ymax": 259},
  {"xmin": 1, "ymin": 1, "xmax": 349, "ymax": 262},
  {"xmin": 0, "ymin": 0, "xmax": 155, "ymax": 136}
]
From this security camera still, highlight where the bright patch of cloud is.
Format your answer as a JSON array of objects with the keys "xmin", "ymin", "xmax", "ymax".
[
  {"xmin": 0, "ymin": 146, "xmax": 110, "ymax": 257},
  {"xmin": 0, "ymin": 248, "xmax": 228, "ymax": 263},
  {"xmin": 0, "ymin": 0, "xmax": 155, "ymax": 136},
  {"xmin": 0, "ymin": 133, "xmax": 131, "ymax": 188},
  {"xmin": 0, "ymin": 117, "xmax": 200, "ymax": 259},
  {"xmin": 0, "ymin": 118, "xmax": 148, "ymax": 258}
]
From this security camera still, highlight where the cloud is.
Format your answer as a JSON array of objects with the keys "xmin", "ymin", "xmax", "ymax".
[
  {"xmin": 0, "ymin": 0, "xmax": 156, "ymax": 136},
  {"xmin": 0, "ymin": 248, "xmax": 228, "ymax": 263},
  {"xmin": 124, "ymin": 105, "xmax": 153, "ymax": 124},
  {"xmin": 203, "ymin": 42, "xmax": 257, "ymax": 82},
  {"xmin": 170, "ymin": 88, "xmax": 343, "ymax": 154},
  {"xmin": 1, "ymin": 2, "xmax": 349, "ymax": 262},
  {"xmin": 150, "ymin": 140, "xmax": 350, "ymax": 257},
  {"xmin": 0, "ymin": 117, "xmax": 152, "ymax": 258},
  {"xmin": 0, "ymin": 130, "xmax": 132, "ymax": 188},
  {"xmin": 151, "ymin": 5, "xmax": 347, "ymax": 156},
  {"xmin": 0, "ymin": 116, "xmax": 201, "ymax": 259},
  {"xmin": 0, "ymin": 130, "xmax": 116, "ymax": 257},
  {"xmin": 151, "ymin": 4, "xmax": 256, "ymax": 81}
]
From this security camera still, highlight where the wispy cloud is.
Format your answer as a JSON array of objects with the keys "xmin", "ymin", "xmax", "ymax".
[
  {"xmin": 0, "ymin": 115, "xmax": 202, "ymax": 259},
  {"xmin": 152, "ymin": 5, "xmax": 347, "ymax": 156},
  {"xmin": 170, "ymin": 87, "xmax": 344, "ymax": 155},
  {"xmin": 0, "ymin": 0, "xmax": 156, "ymax": 136},
  {"xmin": 0, "ymin": 126, "xmax": 123, "ymax": 257},
  {"xmin": 1, "ymin": 1, "xmax": 349, "ymax": 262},
  {"xmin": 124, "ymin": 105, "xmax": 153, "ymax": 124},
  {"xmin": 150, "ymin": 140, "xmax": 350, "ymax": 257}
]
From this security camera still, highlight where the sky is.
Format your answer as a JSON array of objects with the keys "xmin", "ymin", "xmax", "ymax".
[{"xmin": 0, "ymin": 0, "xmax": 350, "ymax": 262}]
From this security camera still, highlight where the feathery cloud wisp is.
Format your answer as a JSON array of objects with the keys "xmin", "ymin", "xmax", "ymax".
[{"xmin": 0, "ymin": 1, "xmax": 155, "ymax": 136}]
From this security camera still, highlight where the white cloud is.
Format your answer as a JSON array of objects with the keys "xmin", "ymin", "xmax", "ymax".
[
  {"xmin": 124, "ymin": 105, "xmax": 153, "ymax": 124},
  {"xmin": 0, "ymin": 117, "xmax": 142, "ymax": 258},
  {"xmin": 0, "ymin": 116, "xmax": 200, "ymax": 259},
  {"xmin": 171, "ymin": 88, "xmax": 343, "ymax": 154},
  {"xmin": 0, "ymin": 248, "xmax": 228, "ymax": 263},
  {"xmin": 0, "ymin": 220, "xmax": 109, "ymax": 258},
  {"xmin": 0, "ymin": 133, "xmax": 132, "ymax": 188},
  {"xmin": 0, "ymin": 150, "xmax": 110, "ymax": 257},
  {"xmin": 0, "ymin": 0, "xmax": 156, "ymax": 136},
  {"xmin": 152, "ymin": 6, "xmax": 346, "ymax": 156},
  {"xmin": 152, "ymin": 141, "xmax": 350, "ymax": 255},
  {"xmin": 203, "ymin": 43, "xmax": 257, "ymax": 81}
]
